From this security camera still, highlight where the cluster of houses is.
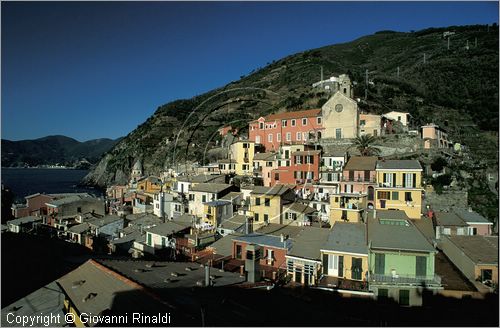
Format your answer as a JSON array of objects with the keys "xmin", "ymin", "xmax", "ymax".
[{"xmin": 5, "ymin": 74, "xmax": 496, "ymax": 310}]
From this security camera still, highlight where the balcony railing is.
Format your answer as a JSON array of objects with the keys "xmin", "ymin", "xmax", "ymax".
[
  {"xmin": 341, "ymin": 177, "xmax": 376, "ymax": 183},
  {"xmin": 377, "ymin": 183, "xmax": 420, "ymax": 188},
  {"xmin": 369, "ymin": 273, "xmax": 441, "ymax": 286}
]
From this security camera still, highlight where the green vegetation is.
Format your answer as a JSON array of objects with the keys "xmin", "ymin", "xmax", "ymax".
[
  {"xmin": 353, "ymin": 135, "xmax": 381, "ymax": 156},
  {"xmin": 84, "ymin": 23, "xmax": 499, "ymax": 217}
]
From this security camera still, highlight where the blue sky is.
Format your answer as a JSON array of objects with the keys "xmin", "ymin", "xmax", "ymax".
[{"xmin": 2, "ymin": 1, "xmax": 498, "ymax": 141}]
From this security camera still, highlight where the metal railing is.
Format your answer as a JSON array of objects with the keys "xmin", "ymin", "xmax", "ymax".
[
  {"xmin": 341, "ymin": 176, "xmax": 376, "ymax": 183},
  {"xmin": 369, "ymin": 273, "xmax": 441, "ymax": 286}
]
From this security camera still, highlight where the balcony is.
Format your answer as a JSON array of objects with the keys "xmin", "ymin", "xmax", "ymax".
[
  {"xmin": 369, "ymin": 273, "xmax": 441, "ymax": 287},
  {"xmin": 341, "ymin": 176, "xmax": 376, "ymax": 183}
]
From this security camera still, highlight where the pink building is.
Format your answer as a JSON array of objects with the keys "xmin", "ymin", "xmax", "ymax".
[
  {"xmin": 249, "ymin": 109, "xmax": 323, "ymax": 152},
  {"xmin": 271, "ymin": 150, "xmax": 321, "ymax": 192},
  {"xmin": 253, "ymin": 152, "xmax": 277, "ymax": 187},
  {"xmin": 12, "ymin": 193, "xmax": 56, "ymax": 218},
  {"xmin": 339, "ymin": 156, "xmax": 378, "ymax": 207}
]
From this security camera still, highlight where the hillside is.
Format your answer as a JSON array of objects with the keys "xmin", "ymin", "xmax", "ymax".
[
  {"xmin": 1, "ymin": 135, "xmax": 122, "ymax": 168},
  {"xmin": 83, "ymin": 24, "xmax": 499, "ymax": 188}
]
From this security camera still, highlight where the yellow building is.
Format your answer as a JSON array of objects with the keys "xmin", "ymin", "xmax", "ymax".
[
  {"xmin": 374, "ymin": 160, "xmax": 423, "ymax": 219},
  {"xmin": 229, "ymin": 140, "xmax": 255, "ymax": 176},
  {"xmin": 249, "ymin": 185, "xmax": 295, "ymax": 227},
  {"xmin": 320, "ymin": 222, "xmax": 368, "ymax": 282},
  {"xmin": 136, "ymin": 176, "xmax": 163, "ymax": 194},
  {"xmin": 202, "ymin": 200, "xmax": 233, "ymax": 228},
  {"xmin": 330, "ymin": 193, "xmax": 367, "ymax": 224},
  {"xmin": 359, "ymin": 113, "xmax": 381, "ymax": 137}
]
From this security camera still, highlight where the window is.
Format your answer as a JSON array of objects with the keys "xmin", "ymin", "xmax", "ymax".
[
  {"xmin": 189, "ymin": 194, "xmax": 194, "ymax": 201},
  {"xmin": 77, "ymin": 207, "xmax": 82, "ymax": 213},
  {"xmin": 303, "ymin": 132, "xmax": 307, "ymax": 140},
  {"xmin": 378, "ymin": 288, "xmax": 388, "ymax": 299},
  {"xmin": 161, "ymin": 237, "xmax": 167, "ymax": 247},
  {"xmin": 302, "ymin": 118, "xmax": 307, "ymax": 126},
  {"xmin": 360, "ymin": 120, "xmax": 366, "ymax": 126},
  {"xmin": 403, "ymin": 173, "xmax": 416, "ymax": 188},
  {"xmin": 399, "ymin": 290, "xmax": 410, "ymax": 306},
  {"xmin": 317, "ymin": 117, "xmax": 322, "ymax": 124},
  {"xmin": 295, "ymin": 156, "xmax": 302, "ymax": 165},
  {"xmin": 288, "ymin": 212, "xmax": 297, "ymax": 220},
  {"xmin": 264, "ymin": 198, "xmax": 271, "ymax": 206},
  {"xmin": 259, "ymin": 122, "xmax": 264, "ymax": 129},
  {"xmin": 335, "ymin": 128, "xmax": 342, "ymax": 139},
  {"xmin": 291, "ymin": 119, "xmax": 296, "ymax": 127},
  {"xmin": 274, "ymin": 173, "xmax": 280, "ymax": 181},
  {"xmin": 266, "ymin": 161, "xmax": 273, "ymax": 167},
  {"xmin": 268, "ymin": 134, "xmax": 273, "ymax": 142},
  {"xmin": 383, "ymin": 173, "xmax": 396, "ymax": 187},
  {"xmin": 405, "ymin": 192, "xmax": 412, "ymax": 202},
  {"xmin": 236, "ymin": 245, "xmax": 242, "ymax": 259},
  {"xmin": 202, "ymin": 195, "xmax": 207, "ymax": 203},
  {"xmin": 286, "ymin": 133, "xmax": 291, "ymax": 141},
  {"xmin": 481, "ymin": 269, "xmax": 493, "ymax": 282},
  {"xmin": 392, "ymin": 191, "xmax": 399, "ymax": 200},
  {"xmin": 243, "ymin": 143, "xmax": 249, "ymax": 148},
  {"xmin": 282, "ymin": 119, "xmax": 288, "ymax": 127},
  {"xmin": 254, "ymin": 213, "xmax": 259, "ymax": 222},
  {"xmin": 297, "ymin": 132, "xmax": 302, "ymax": 141},
  {"xmin": 306, "ymin": 155, "xmax": 314, "ymax": 164},
  {"xmin": 255, "ymin": 136, "xmax": 261, "ymax": 144},
  {"xmin": 255, "ymin": 198, "xmax": 261, "ymax": 206},
  {"xmin": 243, "ymin": 164, "xmax": 249, "ymax": 170},
  {"xmin": 264, "ymin": 214, "xmax": 269, "ymax": 222},
  {"xmin": 147, "ymin": 233, "xmax": 152, "ymax": 246},
  {"xmin": 377, "ymin": 191, "xmax": 390, "ymax": 200},
  {"xmin": 277, "ymin": 133, "xmax": 281, "ymax": 142}
]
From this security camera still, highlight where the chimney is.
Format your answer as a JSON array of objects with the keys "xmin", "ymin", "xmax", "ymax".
[{"xmin": 204, "ymin": 265, "xmax": 210, "ymax": 287}]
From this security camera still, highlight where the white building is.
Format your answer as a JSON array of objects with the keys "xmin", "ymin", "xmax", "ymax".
[{"xmin": 153, "ymin": 192, "xmax": 184, "ymax": 219}]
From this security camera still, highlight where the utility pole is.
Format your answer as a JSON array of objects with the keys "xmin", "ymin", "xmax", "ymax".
[
  {"xmin": 447, "ymin": 37, "xmax": 450, "ymax": 50},
  {"xmin": 466, "ymin": 40, "xmax": 469, "ymax": 50},
  {"xmin": 364, "ymin": 69, "xmax": 368, "ymax": 100},
  {"xmin": 320, "ymin": 66, "xmax": 324, "ymax": 88},
  {"xmin": 397, "ymin": 66, "xmax": 400, "ymax": 78}
]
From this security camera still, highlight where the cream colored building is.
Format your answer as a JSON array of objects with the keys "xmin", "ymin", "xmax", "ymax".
[
  {"xmin": 321, "ymin": 91, "xmax": 359, "ymax": 139},
  {"xmin": 359, "ymin": 113, "xmax": 382, "ymax": 137},
  {"xmin": 383, "ymin": 111, "xmax": 410, "ymax": 127}
]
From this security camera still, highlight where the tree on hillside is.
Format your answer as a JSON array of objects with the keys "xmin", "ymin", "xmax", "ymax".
[{"xmin": 354, "ymin": 135, "xmax": 381, "ymax": 156}]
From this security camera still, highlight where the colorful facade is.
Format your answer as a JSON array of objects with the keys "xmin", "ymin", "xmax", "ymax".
[
  {"xmin": 249, "ymin": 109, "xmax": 323, "ymax": 152},
  {"xmin": 374, "ymin": 160, "xmax": 423, "ymax": 219}
]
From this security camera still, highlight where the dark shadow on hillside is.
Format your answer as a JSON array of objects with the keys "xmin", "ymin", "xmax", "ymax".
[{"xmin": 108, "ymin": 285, "xmax": 499, "ymax": 327}]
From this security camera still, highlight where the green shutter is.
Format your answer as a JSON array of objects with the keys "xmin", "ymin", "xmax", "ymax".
[
  {"xmin": 375, "ymin": 253, "xmax": 385, "ymax": 274},
  {"xmin": 338, "ymin": 256, "xmax": 344, "ymax": 277},
  {"xmin": 416, "ymin": 256, "xmax": 427, "ymax": 277}
]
